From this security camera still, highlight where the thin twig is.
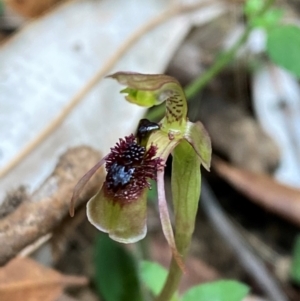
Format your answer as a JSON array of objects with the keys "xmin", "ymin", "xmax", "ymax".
[
  {"xmin": 18, "ymin": 233, "xmax": 52, "ymax": 258},
  {"xmin": 201, "ymin": 178, "xmax": 288, "ymax": 301},
  {"xmin": 0, "ymin": 0, "xmax": 215, "ymax": 179}
]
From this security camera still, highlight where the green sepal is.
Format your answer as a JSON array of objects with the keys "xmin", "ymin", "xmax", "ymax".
[
  {"xmin": 171, "ymin": 140, "xmax": 201, "ymax": 252},
  {"xmin": 108, "ymin": 72, "xmax": 188, "ymax": 131},
  {"xmin": 108, "ymin": 71, "xmax": 180, "ymax": 92},
  {"xmin": 87, "ymin": 186, "xmax": 147, "ymax": 243},
  {"xmin": 184, "ymin": 121, "xmax": 211, "ymax": 171}
]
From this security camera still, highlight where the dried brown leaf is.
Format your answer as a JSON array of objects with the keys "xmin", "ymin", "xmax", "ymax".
[
  {"xmin": 213, "ymin": 157, "xmax": 300, "ymax": 226},
  {"xmin": 0, "ymin": 257, "xmax": 88, "ymax": 301}
]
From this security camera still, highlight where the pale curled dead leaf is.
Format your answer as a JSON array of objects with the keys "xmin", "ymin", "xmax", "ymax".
[
  {"xmin": 213, "ymin": 157, "xmax": 300, "ymax": 226},
  {"xmin": 0, "ymin": 257, "xmax": 88, "ymax": 301}
]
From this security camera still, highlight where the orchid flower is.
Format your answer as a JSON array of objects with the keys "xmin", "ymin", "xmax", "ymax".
[{"xmin": 69, "ymin": 72, "xmax": 211, "ymax": 271}]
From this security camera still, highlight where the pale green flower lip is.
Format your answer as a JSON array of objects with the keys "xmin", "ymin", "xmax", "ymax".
[{"xmin": 87, "ymin": 186, "xmax": 148, "ymax": 244}]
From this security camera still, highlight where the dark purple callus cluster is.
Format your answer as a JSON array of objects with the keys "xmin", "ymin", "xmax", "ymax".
[{"xmin": 104, "ymin": 134, "xmax": 163, "ymax": 203}]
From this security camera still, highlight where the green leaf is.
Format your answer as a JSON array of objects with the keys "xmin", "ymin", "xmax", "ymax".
[
  {"xmin": 181, "ymin": 280, "xmax": 250, "ymax": 301},
  {"xmin": 267, "ymin": 25, "xmax": 300, "ymax": 78},
  {"xmin": 290, "ymin": 234, "xmax": 300, "ymax": 283},
  {"xmin": 140, "ymin": 261, "xmax": 168, "ymax": 296},
  {"xmin": 244, "ymin": 0, "xmax": 283, "ymax": 30},
  {"xmin": 94, "ymin": 234, "xmax": 143, "ymax": 301},
  {"xmin": 244, "ymin": 0, "xmax": 264, "ymax": 17},
  {"xmin": 140, "ymin": 261, "xmax": 179, "ymax": 301},
  {"xmin": 251, "ymin": 9, "xmax": 283, "ymax": 29}
]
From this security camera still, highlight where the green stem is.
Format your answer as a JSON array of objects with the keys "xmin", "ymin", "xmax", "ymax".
[
  {"xmin": 146, "ymin": 0, "xmax": 275, "ymax": 122},
  {"xmin": 184, "ymin": 0, "xmax": 275, "ymax": 100},
  {"xmin": 184, "ymin": 28, "xmax": 251, "ymax": 99},
  {"xmin": 146, "ymin": 28, "xmax": 250, "ymax": 122},
  {"xmin": 154, "ymin": 258, "xmax": 182, "ymax": 301},
  {"xmin": 155, "ymin": 234, "xmax": 190, "ymax": 301}
]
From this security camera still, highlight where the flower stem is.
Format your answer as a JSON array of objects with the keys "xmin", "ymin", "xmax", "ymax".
[
  {"xmin": 154, "ymin": 258, "xmax": 182, "ymax": 301},
  {"xmin": 155, "ymin": 234, "xmax": 190, "ymax": 301}
]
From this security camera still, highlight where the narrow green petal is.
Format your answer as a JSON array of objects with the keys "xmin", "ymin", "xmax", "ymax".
[
  {"xmin": 184, "ymin": 121, "xmax": 211, "ymax": 171},
  {"xmin": 87, "ymin": 186, "xmax": 147, "ymax": 243},
  {"xmin": 70, "ymin": 156, "xmax": 107, "ymax": 217},
  {"xmin": 157, "ymin": 169, "xmax": 184, "ymax": 271}
]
